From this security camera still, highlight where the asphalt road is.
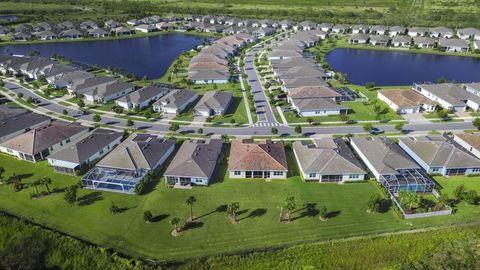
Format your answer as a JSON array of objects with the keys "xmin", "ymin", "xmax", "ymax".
[{"xmin": 3, "ymin": 80, "xmax": 475, "ymax": 137}]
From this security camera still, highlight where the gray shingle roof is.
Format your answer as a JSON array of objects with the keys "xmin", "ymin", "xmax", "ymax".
[
  {"xmin": 117, "ymin": 84, "xmax": 171, "ymax": 104},
  {"xmin": 97, "ymin": 134, "xmax": 175, "ymax": 171},
  {"xmin": 350, "ymin": 137, "xmax": 420, "ymax": 175},
  {"xmin": 399, "ymin": 136, "xmax": 480, "ymax": 168},
  {"xmin": 293, "ymin": 98, "xmax": 346, "ymax": 111},
  {"xmin": 70, "ymin": 76, "xmax": 117, "ymax": 93},
  {"xmin": 164, "ymin": 139, "xmax": 222, "ymax": 178},
  {"xmin": 154, "ymin": 89, "xmax": 198, "ymax": 110},
  {"xmin": 293, "ymin": 139, "xmax": 365, "ymax": 175},
  {"xmin": 48, "ymin": 129, "xmax": 122, "ymax": 164},
  {"xmin": 194, "ymin": 91, "xmax": 232, "ymax": 111}
]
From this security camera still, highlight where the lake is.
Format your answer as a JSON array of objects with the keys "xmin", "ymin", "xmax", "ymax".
[
  {"xmin": 0, "ymin": 15, "xmax": 18, "ymax": 21},
  {"xmin": 325, "ymin": 48, "xmax": 480, "ymax": 86},
  {"xmin": 0, "ymin": 34, "xmax": 204, "ymax": 79}
]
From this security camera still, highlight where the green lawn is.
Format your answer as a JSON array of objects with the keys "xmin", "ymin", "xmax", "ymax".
[{"xmin": 0, "ymin": 144, "xmax": 479, "ymax": 261}]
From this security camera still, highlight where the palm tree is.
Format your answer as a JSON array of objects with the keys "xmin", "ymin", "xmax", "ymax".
[
  {"xmin": 0, "ymin": 166, "xmax": 5, "ymax": 183},
  {"xmin": 186, "ymin": 196, "xmax": 196, "ymax": 222},
  {"xmin": 285, "ymin": 196, "xmax": 296, "ymax": 222},
  {"xmin": 170, "ymin": 217, "xmax": 180, "ymax": 233},
  {"xmin": 32, "ymin": 179, "xmax": 42, "ymax": 194},
  {"xmin": 227, "ymin": 202, "xmax": 240, "ymax": 222},
  {"xmin": 42, "ymin": 177, "xmax": 52, "ymax": 194}
]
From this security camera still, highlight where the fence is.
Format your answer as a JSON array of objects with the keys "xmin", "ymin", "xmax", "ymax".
[{"xmin": 390, "ymin": 191, "xmax": 453, "ymax": 219}]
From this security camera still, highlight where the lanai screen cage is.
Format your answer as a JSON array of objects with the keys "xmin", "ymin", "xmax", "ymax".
[
  {"xmin": 380, "ymin": 169, "xmax": 435, "ymax": 195},
  {"xmin": 81, "ymin": 167, "xmax": 148, "ymax": 194}
]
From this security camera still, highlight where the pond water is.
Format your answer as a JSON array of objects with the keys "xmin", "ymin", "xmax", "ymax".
[
  {"xmin": 0, "ymin": 33, "xmax": 204, "ymax": 79},
  {"xmin": 325, "ymin": 48, "xmax": 480, "ymax": 86},
  {"xmin": 0, "ymin": 15, "xmax": 18, "ymax": 21}
]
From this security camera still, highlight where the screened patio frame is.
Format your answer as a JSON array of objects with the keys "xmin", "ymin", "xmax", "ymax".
[
  {"xmin": 81, "ymin": 166, "xmax": 148, "ymax": 194},
  {"xmin": 380, "ymin": 169, "xmax": 436, "ymax": 195}
]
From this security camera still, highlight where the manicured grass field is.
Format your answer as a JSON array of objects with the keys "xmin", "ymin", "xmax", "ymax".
[{"xmin": 0, "ymin": 144, "xmax": 479, "ymax": 261}]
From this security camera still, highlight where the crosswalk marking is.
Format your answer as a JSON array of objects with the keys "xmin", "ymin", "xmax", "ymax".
[{"xmin": 253, "ymin": 122, "xmax": 282, "ymax": 127}]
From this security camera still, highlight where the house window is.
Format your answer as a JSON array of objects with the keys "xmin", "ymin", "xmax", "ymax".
[
  {"xmin": 66, "ymin": 139, "xmax": 71, "ymax": 143},
  {"xmin": 273, "ymin": 171, "xmax": 283, "ymax": 176},
  {"xmin": 99, "ymin": 150, "xmax": 104, "ymax": 155},
  {"xmin": 349, "ymin": 174, "xmax": 358, "ymax": 179},
  {"xmin": 431, "ymin": 168, "xmax": 440, "ymax": 172},
  {"xmin": 234, "ymin": 171, "xmax": 241, "ymax": 176},
  {"xmin": 195, "ymin": 178, "xmax": 203, "ymax": 183},
  {"xmin": 308, "ymin": 173, "xmax": 316, "ymax": 178},
  {"xmin": 472, "ymin": 168, "xmax": 480, "ymax": 172}
]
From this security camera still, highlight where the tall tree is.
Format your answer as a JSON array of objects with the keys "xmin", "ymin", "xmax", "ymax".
[
  {"xmin": 170, "ymin": 217, "xmax": 180, "ymax": 233},
  {"xmin": 0, "ymin": 166, "xmax": 4, "ymax": 183},
  {"xmin": 285, "ymin": 196, "xmax": 296, "ymax": 222},
  {"xmin": 42, "ymin": 177, "xmax": 52, "ymax": 194},
  {"xmin": 227, "ymin": 202, "xmax": 240, "ymax": 222},
  {"xmin": 186, "ymin": 196, "xmax": 196, "ymax": 221},
  {"xmin": 64, "ymin": 185, "xmax": 78, "ymax": 206}
]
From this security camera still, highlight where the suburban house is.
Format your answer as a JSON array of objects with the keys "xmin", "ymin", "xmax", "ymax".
[
  {"xmin": 291, "ymin": 98, "xmax": 348, "ymax": 117},
  {"xmin": 47, "ymin": 70, "xmax": 94, "ymax": 89},
  {"xmin": 293, "ymin": 138, "xmax": 366, "ymax": 182},
  {"xmin": 164, "ymin": 139, "xmax": 223, "ymax": 186},
  {"xmin": 67, "ymin": 76, "xmax": 117, "ymax": 95},
  {"xmin": 413, "ymin": 83, "xmax": 480, "ymax": 112},
  {"xmin": 350, "ymin": 136, "xmax": 436, "ymax": 194},
  {"xmin": 457, "ymin": 28, "xmax": 480, "ymax": 40},
  {"xmin": 61, "ymin": 29, "xmax": 83, "ymax": 39},
  {"xmin": 228, "ymin": 139, "xmax": 288, "ymax": 179},
  {"xmin": 194, "ymin": 91, "xmax": 232, "ymax": 117},
  {"xmin": 413, "ymin": 36, "xmax": 435, "ymax": 48},
  {"xmin": 377, "ymin": 89, "xmax": 436, "ymax": 114},
  {"xmin": 408, "ymin": 27, "xmax": 428, "ymax": 37},
  {"xmin": 0, "ymin": 104, "xmax": 51, "ymax": 143},
  {"xmin": 0, "ymin": 121, "xmax": 89, "ymax": 162},
  {"xmin": 282, "ymin": 77, "xmax": 329, "ymax": 91},
  {"xmin": 389, "ymin": 26, "xmax": 406, "ymax": 36},
  {"xmin": 152, "ymin": 89, "xmax": 198, "ymax": 114},
  {"xmin": 88, "ymin": 28, "xmax": 109, "ymax": 38},
  {"xmin": 83, "ymin": 81, "xmax": 137, "ymax": 104},
  {"xmin": 474, "ymin": 40, "xmax": 480, "ymax": 50},
  {"xmin": 114, "ymin": 27, "xmax": 133, "ymax": 36},
  {"xmin": 438, "ymin": 38, "xmax": 470, "ymax": 52},
  {"xmin": 391, "ymin": 35, "xmax": 411, "ymax": 47},
  {"xmin": 369, "ymin": 35, "xmax": 390, "ymax": 46},
  {"xmin": 429, "ymin": 26, "xmax": 454, "ymax": 38},
  {"xmin": 370, "ymin": 25, "xmax": 387, "ymax": 35},
  {"xmin": 453, "ymin": 133, "xmax": 480, "ymax": 159},
  {"xmin": 82, "ymin": 134, "xmax": 175, "ymax": 193},
  {"xmin": 35, "ymin": 30, "xmax": 57, "ymax": 40},
  {"xmin": 286, "ymin": 85, "xmax": 342, "ymax": 102},
  {"xmin": 398, "ymin": 135, "xmax": 480, "ymax": 176},
  {"xmin": 331, "ymin": 24, "xmax": 349, "ymax": 34},
  {"xmin": 135, "ymin": 24, "xmax": 157, "ymax": 33},
  {"xmin": 352, "ymin": 24, "xmax": 370, "ymax": 34},
  {"xmin": 349, "ymin": 33, "xmax": 369, "ymax": 44},
  {"xmin": 47, "ymin": 129, "xmax": 122, "ymax": 175},
  {"xmin": 318, "ymin": 23, "xmax": 333, "ymax": 32},
  {"xmin": 115, "ymin": 84, "xmax": 172, "ymax": 110}
]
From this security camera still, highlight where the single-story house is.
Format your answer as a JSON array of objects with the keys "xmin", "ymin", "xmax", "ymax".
[
  {"xmin": 282, "ymin": 77, "xmax": 329, "ymax": 91},
  {"xmin": 115, "ymin": 84, "xmax": 172, "ymax": 110},
  {"xmin": 228, "ymin": 139, "xmax": 288, "ymax": 179},
  {"xmin": 352, "ymin": 24, "xmax": 370, "ymax": 34},
  {"xmin": 88, "ymin": 28, "xmax": 109, "ymax": 38},
  {"xmin": 83, "ymin": 81, "xmax": 136, "ymax": 104},
  {"xmin": 453, "ymin": 133, "xmax": 480, "ymax": 159},
  {"xmin": 104, "ymin": 20, "xmax": 119, "ymax": 29},
  {"xmin": 188, "ymin": 69, "xmax": 230, "ymax": 84},
  {"xmin": 47, "ymin": 129, "xmax": 122, "ymax": 175},
  {"xmin": 370, "ymin": 25, "xmax": 387, "ymax": 35},
  {"xmin": 114, "ymin": 26, "xmax": 133, "ymax": 36},
  {"xmin": 61, "ymin": 29, "xmax": 83, "ymax": 39},
  {"xmin": 318, "ymin": 23, "xmax": 333, "ymax": 32},
  {"xmin": 47, "ymin": 70, "xmax": 94, "ymax": 89},
  {"xmin": 291, "ymin": 97, "xmax": 348, "ymax": 117},
  {"xmin": 348, "ymin": 33, "xmax": 369, "ymax": 44},
  {"xmin": 474, "ymin": 40, "xmax": 480, "ymax": 50},
  {"xmin": 377, "ymin": 89, "xmax": 436, "ymax": 114},
  {"xmin": 0, "ymin": 105, "xmax": 51, "ymax": 143},
  {"xmin": 369, "ymin": 35, "xmax": 390, "ymax": 46},
  {"xmin": 389, "ymin": 26, "xmax": 406, "ymax": 36},
  {"xmin": 152, "ymin": 89, "xmax": 198, "ymax": 114},
  {"xmin": 82, "ymin": 134, "xmax": 175, "ymax": 193},
  {"xmin": 457, "ymin": 28, "xmax": 480, "ymax": 40},
  {"xmin": 135, "ymin": 24, "xmax": 157, "ymax": 33},
  {"xmin": 268, "ymin": 49, "xmax": 304, "ymax": 60},
  {"xmin": 438, "ymin": 38, "xmax": 469, "ymax": 52},
  {"xmin": 287, "ymin": 85, "xmax": 342, "ymax": 102},
  {"xmin": 413, "ymin": 36, "xmax": 435, "ymax": 48},
  {"xmin": 429, "ymin": 26, "xmax": 454, "ymax": 38},
  {"xmin": 164, "ymin": 139, "xmax": 222, "ymax": 186},
  {"xmin": 413, "ymin": 83, "xmax": 479, "ymax": 112},
  {"xmin": 408, "ymin": 27, "xmax": 428, "ymax": 37},
  {"xmin": 80, "ymin": 20, "xmax": 98, "ymax": 30},
  {"xmin": 252, "ymin": 27, "xmax": 275, "ymax": 38},
  {"xmin": 35, "ymin": 30, "xmax": 57, "ymax": 40},
  {"xmin": 293, "ymin": 138, "xmax": 366, "ymax": 182},
  {"xmin": 68, "ymin": 76, "xmax": 117, "ymax": 95},
  {"xmin": 0, "ymin": 121, "xmax": 89, "ymax": 162},
  {"xmin": 331, "ymin": 24, "xmax": 349, "ymax": 34},
  {"xmin": 391, "ymin": 35, "xmax": 411, "ymax": 47},
  {"xmin": 350, "ymin": 136, "xmax": 435, "ymax": 194},
  {"xmin": 398, "ymin": 135, "xmax": 480, "ymax": 176},
  {"xmin": 194, "ymin": 91, "xmax": 232, "ymax": 117},
  {"xmin": 298, "ymin": 21, "xmax": 318, "ymax": 31}
]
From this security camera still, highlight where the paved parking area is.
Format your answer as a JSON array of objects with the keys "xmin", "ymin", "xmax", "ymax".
[{"xmin": 402, "ymin": 112, "xmax": 430, "ymax": 123}]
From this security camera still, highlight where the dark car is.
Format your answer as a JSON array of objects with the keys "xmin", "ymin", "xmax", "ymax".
[
  {"xmin": 370, "ymin": 127, "xmax": 385, "ymax": 135},
  {"xmin": 77, "ymin": 110, "xmax": 87, "ymax": 115}
]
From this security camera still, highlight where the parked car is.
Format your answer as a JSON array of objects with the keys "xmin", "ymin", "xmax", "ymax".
[
  {"xmin": 32, "ymin": 98, "xmax": 41, "ymax": 104},
  {"xmin": 77, "ymin": 110, "xmax": 87, "ymax": 115},
  {"xmin": 346, "ymin": 120, "xmax": 357, "ymax": 125},
  {"xmin": 283, "ymin": 107, "xmax": 292, "ymax": 112},
  {"xmin": 370, "ymin": 127, "xmax": 385, "ymax": 135}
]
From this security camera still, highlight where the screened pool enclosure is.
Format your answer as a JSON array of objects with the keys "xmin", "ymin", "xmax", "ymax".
[
  {"xmin": 380, "ymin": 169, "xmax": 436, "ymax": 194},
  {"xmin": 81, "ymin": 167, "xmax": 148, "ymax": 194}
]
